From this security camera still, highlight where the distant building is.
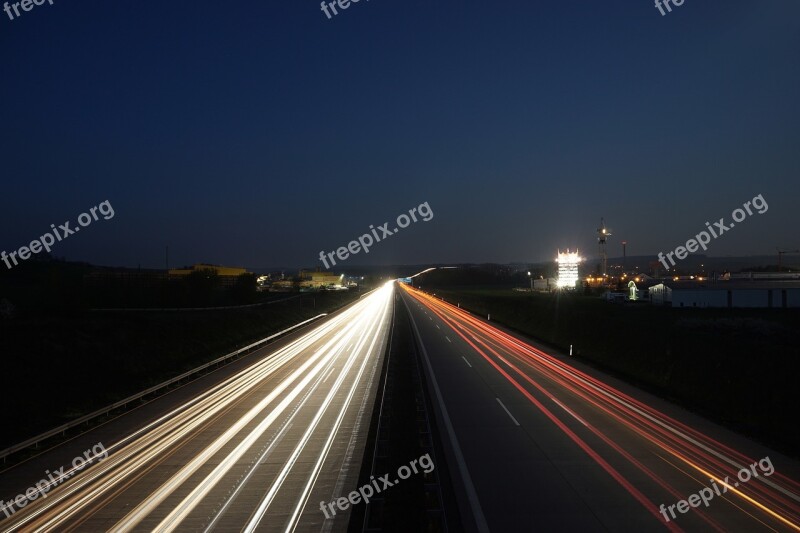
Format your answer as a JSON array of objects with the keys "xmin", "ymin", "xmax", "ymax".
[
  {"xmin": 299, "ymin": 271, "xmax": 344, "ymax": 290},
  {"xmin": 533, "ymin": 278, "xmax": 557, "ymax": 291},
  {"xmin": 270, "ymin": 280, "xmax": 296, "ymax": 292},
  {"xmin": 728, "ymin": 272, "xmax": 800, "ymax": 281},
  {"xmin": 603, "ymin": 291, "xmax": 627, "ymax": 302},
  {"xmin": 649, "ymin": 281, "xmax": 800, "ymax": 308},
  {"xmin": 556, "ymin": 250, "xmax": 582, "ymax": 289},
  {"xmin": 268, "ymin": 271, "xmax": 346, "ymax": 292},
  {"xmin": 168, "ymin": 263, "xmax": 251, "ymax": 287},
  {"xmin": 256, "ymin": 275, "xmax": 271, "ymax": 292},
  {"xmin": 649, "ymin": 283, "xmax": 672, "ymax": 305}
]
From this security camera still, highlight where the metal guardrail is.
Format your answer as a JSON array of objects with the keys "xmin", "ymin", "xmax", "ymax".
[
  {"xmin": 88, "ymin": 295, "xmax": 302, "ymax": 312},
  {"xmin": 0, "ymin": 313, "xmax": 327, "ymax": 463}
]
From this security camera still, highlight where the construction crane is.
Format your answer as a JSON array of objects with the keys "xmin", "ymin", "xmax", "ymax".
[
  {"xmin": 597, "ymin": 218, "xmax": 612, "ymax": 278},
  {"xmin": 777, "ymin": 248, "xmax": 800, "ymax": 271}
]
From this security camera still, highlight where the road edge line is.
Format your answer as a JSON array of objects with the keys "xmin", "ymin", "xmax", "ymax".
[{"xmin": 400, "ymin": 289, "xmax": 490, "ymax": 533}]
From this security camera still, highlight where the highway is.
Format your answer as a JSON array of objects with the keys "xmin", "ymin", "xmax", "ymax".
[
  {"xmin": 399, "ymin": 283, "xmax": 800, "ymax": 532},
  {"xmin": 0, "ymin": 283, "xmax": 394, "ymax": 533},
  {"xmin": 4, "ymin": 279, "xmax": 799, "ymax": 533}
]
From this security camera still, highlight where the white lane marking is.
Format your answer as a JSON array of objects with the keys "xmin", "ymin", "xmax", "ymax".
[
  {"xmin": 247, "ymin": 290, "xmax": 392, "ymax": 532},
  {"xmin": 203, "ymin": 421, "xmax": 294, "ymax": 532},
  {"xmin": 436, "ymin": 324, "xmax": 440, "ymax": 329},
  {"xmin": 496, "ymin": 398, "xmax": 520, "ymax": 426},
  {"xmin": 498, "ymin": 356, "xmax": 511, "ymax": 366},
  {"xmin": 550, "ymin": 397, "xmax": 588, "ymax": 427},
  {"xmin": 325, "ymin": 324, "xmax": 389, "ymax": 532},
  {"xmin": 20, "ymin": 293, "xmax": 382, "ymax": 532},
  {"xmin": 117, "ymin": 332, "xmax": 357, "ymax": 530},
  {"xmin": 445, "ymin": 336, "xmax": 451, "ymax": 343},
  {"xmin": 141, "ymin": 290, "xmax": 393, "ymax": 531},
  {"xmin": 461, "ymin": 356, "xmax": 472, "ymax": 368},
  {"xmin": 482, "ymin": 328, "xmax": 800, "ymax": 503},
  {"xmin": 490, "ymin": 330, "xmax": 800, "ymax": 503},
  {"xmin": 403, "ymin": 297, "xmax": 490, "ymax": 533},
  {"xmin": 285, "ymin": 293, "xmax": 394, "ymax": 530},
  {"xmin": 322, "ymin": 367, "xmax": 335, "ymax": 383}
]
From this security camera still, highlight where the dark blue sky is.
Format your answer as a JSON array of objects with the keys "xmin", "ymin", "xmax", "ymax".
[{"xmin": 1, "ymin": 1, "xmax": 798, "ymax": 269}]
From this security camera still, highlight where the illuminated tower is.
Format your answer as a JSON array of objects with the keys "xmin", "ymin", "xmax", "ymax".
[
  {"xmin": 597, "ymin": 218, "xmax": 612, "ymax": 278},
  {"xmin": 557, "ymin": 249, "xmax": 582, "ymax": 289}
]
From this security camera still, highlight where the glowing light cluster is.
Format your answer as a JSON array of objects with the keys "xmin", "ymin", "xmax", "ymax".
[{"xmin": 556, "ymin": 249, "xmax": 582, "ymax": 288}]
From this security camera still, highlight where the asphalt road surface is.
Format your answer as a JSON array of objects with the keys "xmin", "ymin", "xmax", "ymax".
[
  {"xmin": 0, "ymin": 284, "xmax": 394, "ymax": 533},
  {"xmin": 4, "ymin": 280, "xmax": 799, "ymax": 533},
  {"xmin": 399, "ymin": 283, "xmax": 800, "ymax": 533}
]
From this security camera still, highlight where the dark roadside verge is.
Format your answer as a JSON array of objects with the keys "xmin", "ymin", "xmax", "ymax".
[
  {"xmin": 425, "ymin": 287, "xmax": 800, "ymax": 456},
  {"xmin": 0, "ymin": 290, "xmax": 362, "ymax": 451},
  {"xmin": 348, "ymin": 290, "xmax": 460, "ymax": 532}
]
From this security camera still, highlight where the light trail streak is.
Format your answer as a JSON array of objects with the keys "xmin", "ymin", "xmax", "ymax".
[
  {"xmin": 1, "ymin": 283, "xmax": 395, "ymax": 533},
  {"xmin": 402, "ymin": 284, "xmax": 800, "ymax": 531}
]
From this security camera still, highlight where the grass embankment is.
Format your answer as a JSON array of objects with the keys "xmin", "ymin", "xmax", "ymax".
[
  {"xmin": 431, "ymin": 287, "xmax": 800, "ymax": 454},
  {"xmin": 0, "ymin": 291, "xmax": 361, "ymax": 448}
]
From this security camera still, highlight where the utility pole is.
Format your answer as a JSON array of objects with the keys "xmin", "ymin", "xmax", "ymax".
[{"xmin": 622, "ymin": 241, "xmax": 627, "ymax": 272}]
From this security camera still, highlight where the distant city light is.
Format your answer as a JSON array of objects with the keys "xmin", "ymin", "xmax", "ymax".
[{"xmin": 556, "ymin": 249, "xmax": 582, "ymax": 289}]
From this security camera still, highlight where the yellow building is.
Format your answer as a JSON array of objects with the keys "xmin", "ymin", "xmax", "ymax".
[{"xmin": 298, "ymin": 271, "xmax": 344, "ymax": 290}]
